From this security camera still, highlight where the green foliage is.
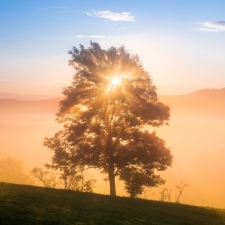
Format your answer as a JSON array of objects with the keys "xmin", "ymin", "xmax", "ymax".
[
  {"xmin": 0, "ymin": 158, "xmax": 34, "ymax": 185},
  {"xmin": 0, "ymin": 183, "xmax": 225, "ymax": 225},
  {"xmin": 44, "ymin": 42, "xmax": 172, "ymax": 196}
]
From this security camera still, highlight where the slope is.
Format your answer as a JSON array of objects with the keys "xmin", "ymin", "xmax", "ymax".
[{"xmin": 0, "ymin": 182, "xmax": 225, "ymax": 225}]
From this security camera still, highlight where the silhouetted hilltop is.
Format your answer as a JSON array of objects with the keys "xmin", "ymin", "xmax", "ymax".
[
  {"xmin": 0, "ymin": 98, "xmax": 61, "ymax": 114},
  {"xmin": 159, "ymin": 88, "xmax": 225, "ymax": 115}
]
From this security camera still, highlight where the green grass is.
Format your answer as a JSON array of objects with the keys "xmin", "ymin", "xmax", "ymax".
[{"xmin": 0, "ymin": 182, "xmax": 224, "ymax": 225}]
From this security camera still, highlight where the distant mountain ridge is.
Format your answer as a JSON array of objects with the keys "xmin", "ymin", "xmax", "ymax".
[
  {"xmin": 0, "ymin": 98, "xmax": 62, "ymax": 114},
  {"xmin": 159, "ymin": 88, "xmax": 225, "ymax": 115},
  {"xmin": 0, "ymin": 88, "xmax": 225, "ymax": 115}
]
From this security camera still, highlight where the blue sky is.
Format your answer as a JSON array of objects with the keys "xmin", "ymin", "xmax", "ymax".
[{"xmin": 0, "ymin": 0, "xmax": 225, "ymax": 99}]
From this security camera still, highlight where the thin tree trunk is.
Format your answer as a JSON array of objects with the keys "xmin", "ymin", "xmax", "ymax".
[
  {"xmin": 106, "ymin": 101, "xmax": 116, "ymax": 196},
  {"xmin": 109, "ymin": 159, "xmax": 116, "ymax": 196},
  {"xmin": 107, "ymin": 130, "xmax": 116, "ymax": 196},
  {"xmin": 64, "ymin": 178, "xmax": 67, "ymax": 190}
]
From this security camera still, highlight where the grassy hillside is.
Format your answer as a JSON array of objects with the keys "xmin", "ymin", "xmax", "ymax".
[{"xmin": 0, "ymin": 183, "xmax": 224, "ymax": 225}]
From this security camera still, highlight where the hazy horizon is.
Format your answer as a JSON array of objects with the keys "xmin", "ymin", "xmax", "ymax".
[
  {"xmin": 1, "ymin": 89, "xmax": 225, "ymax": 208},
  {"xmin": 1, "ymin": 87, "xmax": 225, "ymax": 101}
]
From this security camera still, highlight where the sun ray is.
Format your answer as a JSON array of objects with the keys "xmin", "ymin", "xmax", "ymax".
[{"xmin": 111, "ymin": 77, "xmax": 120, "ymax": 86}]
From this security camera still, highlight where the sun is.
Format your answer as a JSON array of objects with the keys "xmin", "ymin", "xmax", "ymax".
[{"xmin": 111, "ymin": 77, "xmax": 120, "ymax": 86}]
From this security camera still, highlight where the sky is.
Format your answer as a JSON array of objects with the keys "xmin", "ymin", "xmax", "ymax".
[{"xmin": 0, "ymin": 0, "xmax": 225, "ymax": 99}]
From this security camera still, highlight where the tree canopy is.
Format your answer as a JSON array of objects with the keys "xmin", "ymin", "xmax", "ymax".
[{"xmin": 44, "ymin": 42, "xmax": 173, "ymax": 197}]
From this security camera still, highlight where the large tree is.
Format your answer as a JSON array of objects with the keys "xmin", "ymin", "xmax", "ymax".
[{"xmin": 44, "ymin": 42, "xmax": 172, "ymax": 196}]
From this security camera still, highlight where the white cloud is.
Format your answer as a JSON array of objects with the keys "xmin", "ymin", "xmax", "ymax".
[
  {"xmin": 197, "ymin": 21, "xmax": 225, "ymax": 32},
  {"xmin": 77, "ymin": 35, "xmax": 107, "ymax": 39},
  {"xmin": 83, "ymin": 12, "xmax": 92, "ymax": 16},
  {"xmin": 90, "ymin": 35, "xmax": 106, "ymax": 38},
  {"xmin": 195, "ymin": 28, "xmax": 218, "ymax": 32},
  {"xmin": 84, "ymin": 10, "xmax": 135, "ymax": 22},
  {"xmin": 203, "ymin": 21, "xmax": 225, "ymax": 30}
]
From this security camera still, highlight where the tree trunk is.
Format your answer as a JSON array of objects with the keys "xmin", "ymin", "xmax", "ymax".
[
  {"xmin": 108, "ymin": 131, "xmax": 116, "ymax": 196},
  {"xmin": 106, "ymin": 103, "xmax": 116, "ymax": 196},
  {"xmin": 109, "ymin": 161, "xmax": 116, "ymax": 196}
]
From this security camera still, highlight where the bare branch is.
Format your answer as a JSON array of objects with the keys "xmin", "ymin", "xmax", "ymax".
[{"xmin": 175, "ymin": 183, "xmax": 188, "ymax": 203}]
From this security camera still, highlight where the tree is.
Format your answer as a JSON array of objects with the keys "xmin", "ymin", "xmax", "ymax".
[
  {"xmin": 44, "ymin": 42, "xmax": 173, "ymax": 196},
  {"xmin": 65, "ymin": 172, "xmax": 96, "ymax": 192},
  {"xmin": 120, "ymin": 165, "xmax": 165, "ymax": 198},
  {"xmin": 159, "ymin": 188, "xmax": 172, "ymax": 202},
  {"xmin": 31, "ymin": 167, "xmax": 59, "ymax": 188},
  {"xmin": 0, "ymin": 157, "xmax": 34, "ymax": 185},
  {"xmin": 175, "ymin": 182, "xmax": 188, "ymax": 203},
  {"xmin": 31, "ymin": 167, "xmax": 96, "ymax": 192}
]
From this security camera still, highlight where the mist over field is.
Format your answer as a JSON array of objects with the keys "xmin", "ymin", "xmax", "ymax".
[{"xmin": 1, "ymin": 88, "xmax": 224, "ymax": 208}]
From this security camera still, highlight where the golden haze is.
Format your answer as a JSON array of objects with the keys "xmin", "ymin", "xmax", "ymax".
[{"xmin": 0, "ymin": 89, "xmax": 225, "ymax": 208}]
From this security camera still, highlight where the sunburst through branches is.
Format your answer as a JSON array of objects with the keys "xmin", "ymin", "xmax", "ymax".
[
  {"xmin": 111, "ymin": 77, "xmax": 120, "ymax": 86},
  {"xmin": 45, "ymin": 42, "xmax": 172, "ymax": 197}
]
